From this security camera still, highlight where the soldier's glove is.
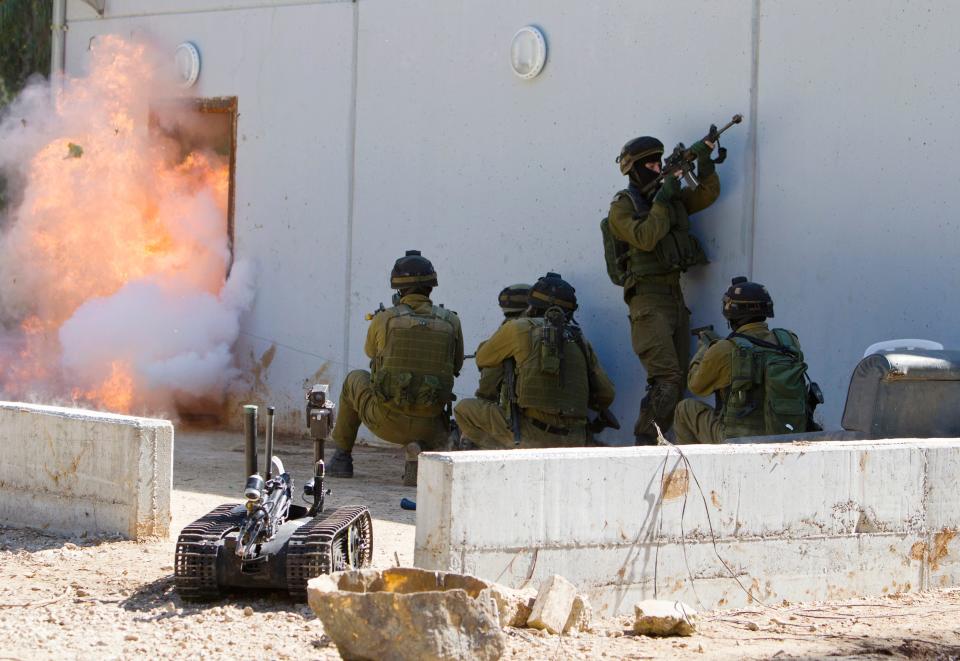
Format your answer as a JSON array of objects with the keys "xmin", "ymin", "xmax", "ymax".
[
  {"xmin": 654, "ymin": 174, "xmax": 681, "ymax": 204},
  {"xmin": 690, "ymin": 140, "xmax": 716, "ymax": 178}
]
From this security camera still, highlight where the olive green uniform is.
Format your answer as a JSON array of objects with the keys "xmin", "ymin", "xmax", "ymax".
[
  {"xmin": 674, "ymin": 322, "xmax": 799, "ymax": 444},
  {"xmin": 332, "ymin": 293, "xmax": 464, "ymax": 452},
  {"xmin": 608, "ymin": 160, "xmax": 719, "ymax": 440},
  {"xmin": 474, "ymin": 345, "xmax": 503, "ymax": 402},
  {"xmin": 454, "ymin": 318, "xmax": 615, "ymax": 448}
]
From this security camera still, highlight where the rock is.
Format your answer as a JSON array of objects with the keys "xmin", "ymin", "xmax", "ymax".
[
  {"xmin": 477, "ymin": 584, "xmax": 537, "ymax": 628},
  {"xmin": 632, "ymin": 600, "xmax": 697, "ymax": 637},
  {"xmin": 308, "ymin": 567, "xmax": 505, "ymax": 661},
  {"xmin": 526, "ymin": 575, "xmax": 577, "ymax": 634},
  {"xmin": 242, "ymin": 606, "xmax": 253, "ymax": 617},
  {"xmin": 563, "ymin": 594, "xmax": 593, "ymax": 633}
]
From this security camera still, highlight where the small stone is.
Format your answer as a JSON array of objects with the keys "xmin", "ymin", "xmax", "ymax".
[
  {"xmin": 125, "ymin": 634, "xmax": 139, "ymax": 641},
  {"xmin": 632, "ymin": 600, "xmax": 698, "ymax": 637},
  {"xmin": 527, "ymin": 575, "xmax": 578, "ymax": 634},
  {"xmin": 243, "ymin": 606, "xmax": 254, "ymax": 617},
  {"xmin": 64, "ymin": 543, "xmax": 78, "ymax": 550},
  {"xmin": 746, "ymin": 621, "xmax": 759, "ymax": 631},
  {"xmin": 164, "ymin": 601, "xmax": 176, "ymax": 613}
]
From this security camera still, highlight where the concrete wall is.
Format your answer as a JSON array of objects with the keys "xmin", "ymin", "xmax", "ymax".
[
  {"xmin": 415, "ymin": 441, "xmax": 960, "ymax": 615},
  {"xmin": 0, "ymin": 402, "xmax": 173, "ymax": 539},
  {"xmin": 62, "ymin": 1, "xmax": 960, "ymax": 437}
]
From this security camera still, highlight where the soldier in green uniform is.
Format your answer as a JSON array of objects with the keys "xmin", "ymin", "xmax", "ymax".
[
  {"xmin": 454, "ymin": 273, "xmax": 615, "ymax": 449},
  {"xmin": 474, "ymin": 283, "xmax": 531, "ymax": 402},
  {"xmin": 674, "ymin": 277, "xmax": 813, "ymax": 444},
  {"xmin": 606, "ymin": 133, "xmax": 720, "ymax": 444},
  {"xmin": 327, "ymin": 250, "xmax": 464, "ymax": 484}
]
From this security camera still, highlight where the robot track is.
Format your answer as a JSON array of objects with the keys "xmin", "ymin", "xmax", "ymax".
[
  {"xmin": 174, "ymin": 504, "xmax": 373, "ymax": 602},
  {"xmin": 174, "ymin": 503, "xmax": 246, "ymax": 601},
  {"xmin": 286, "ymin": 506, "xmax": 373, "ymax": 600}
]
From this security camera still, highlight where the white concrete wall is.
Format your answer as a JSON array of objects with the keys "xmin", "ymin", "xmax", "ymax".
[
  {"xmin": 0, "ymin": 402, "xmax": 173, "ymax": 539},
  {"xmin": 62, "ymin": 1, "xmax": 960, "ymax": 437},
  {"xmin": 415, "ymin": 441, "xmax": 960, "ymax": 615}
]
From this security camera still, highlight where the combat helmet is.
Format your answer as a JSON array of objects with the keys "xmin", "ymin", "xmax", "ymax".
[
  {"xmin": 616, "ymin": 136, "xmax": 664, "ymax": 175},
  {"xmin": 528, "ymin": 272, "xmax": 577, "ymax": 313},
  {"xmin": 390, "ymin": 250, "xmax": 437, "ymax": 290},
  {"xmin": 721, "ymin": 276, "xmax": 774, "ymax": 324},
  {"xmin": 498, "ymin": 283, "xmax": 532, "ymax": 317}
]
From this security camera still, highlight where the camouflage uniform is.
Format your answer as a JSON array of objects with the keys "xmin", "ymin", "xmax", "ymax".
[
  {"xmin": 674, "ymin": 322, "xmax": 802, "ymax": 444},
  {"xmin": 607, "ymin": 141, "xmax": 719, "ymax": 442},
  {"xmin": 331, "ymin": 293, "xmax": 464, "ymax": 452},
  {"xmin": 455, "ymin": 316, "xmax": 615, "ymax": 449}
]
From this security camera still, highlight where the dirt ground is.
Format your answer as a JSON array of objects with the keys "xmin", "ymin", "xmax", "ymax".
[{"xmin": 2, "ymin": 430, "xmax": 960, "ymax": 660}]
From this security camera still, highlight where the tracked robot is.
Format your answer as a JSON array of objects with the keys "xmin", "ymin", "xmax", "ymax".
[{"xmin": 174, "ymin": 396, "xmax": 372, "ymax": 601}]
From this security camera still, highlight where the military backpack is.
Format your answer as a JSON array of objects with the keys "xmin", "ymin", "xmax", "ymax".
[
  {"xmin": 515, "ymin": 310, "xmax": 590, "ymax": 419},
  {"xmin": 371, "ymin": 304, "xmax": 457, "ymax": 415},
  {"xmin": 721, "ymin": 329, "xmax": 810, "ymax": 438}
]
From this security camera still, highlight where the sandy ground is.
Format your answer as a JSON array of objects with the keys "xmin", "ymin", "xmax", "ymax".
[{"xmin": 2, "ymin": 429, "xmax": 960, "ymax": 660}]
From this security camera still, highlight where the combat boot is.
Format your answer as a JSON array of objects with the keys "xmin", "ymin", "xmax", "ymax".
[
  {"xmin": 403, "ymin": 442, "xmax": 421, "ymax": 487},
  {"xmin": 327, "ymin": 449, "xmax": 354, "ymax": 478}
]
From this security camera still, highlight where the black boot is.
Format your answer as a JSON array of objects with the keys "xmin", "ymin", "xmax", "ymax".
[{"xmin": 327, "ymin": 449, "xmax": 354, "ymax": 478}]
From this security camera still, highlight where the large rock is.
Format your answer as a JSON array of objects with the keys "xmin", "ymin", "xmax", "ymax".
[
  {"xmin": 308, "ymin": 568, "xmax": 505, "ymax": 661},
  {"xmin": 632, "ymin": 600, "xmax": 698, "ymax": 637},
  {"xmin": 526, "ymin": 574, "xmax": 578, "ymax": 634}
]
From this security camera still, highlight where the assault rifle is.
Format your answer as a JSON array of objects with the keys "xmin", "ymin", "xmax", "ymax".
[
  {"xmin": 640, "ymin": 114, "xmax": 744, "ymax": 196},
  {"xmin": 503, "ymin": 357, "xmax": 522, "ymax": 446}
]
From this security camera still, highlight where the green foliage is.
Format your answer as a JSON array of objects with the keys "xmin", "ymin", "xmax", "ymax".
[
  {"xmin": 0, "ymin": 0, "xmax": 53, "ymax": 109},
  {"xmin": 0, "ymin": 0, "xmax": 51, "ymax": 214}
]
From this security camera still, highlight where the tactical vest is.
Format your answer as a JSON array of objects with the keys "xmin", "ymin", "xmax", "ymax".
[
  {"xmin": 516, "ymin": 318, "xmax": 590, "ymax": 419},
  {"xmin": 600, "ymin": 187, "xmax": 708, "ymax": 287},
  {"xmin": 371, "ymin": 304, "xmax": 457, "ymax": 416},
  {"xmin": 721, "ymin": 329, "xmax": 809, "ymax": 438}
]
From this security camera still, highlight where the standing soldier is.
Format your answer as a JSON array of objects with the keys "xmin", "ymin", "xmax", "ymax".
[
  {"xmin": 604, "ymin": 132, "xmax": 720, "ymax": 444},
  {"xmin": 454, "ymin": 273, "xmax": 615, "ymax": 449},
  {"xmin": 327, "ymin": 250, "xmax": 464, "ymax": 485},
  {"xmin": 474, "ymin": 283, "xmax": 531, "ymax": 403},
  {"xmin": 674, "ymin": 277, "xmax": 818, "ymax": 443}
]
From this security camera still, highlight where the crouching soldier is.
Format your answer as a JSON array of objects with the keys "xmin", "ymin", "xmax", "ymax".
[
  {"xmin": 674, "ymin": 277, "xmax": 818, "ymax": 444},
  {"xmin": 454, "ymin": 273, "xmax": 615, "ymax": 448},
  {"xmin": 474, "ymin": 283, "xmax": 532, "ymax": 403},
  {"xmin": 328, "ymin": 250, "xmax": 464, "ymax": 484}
]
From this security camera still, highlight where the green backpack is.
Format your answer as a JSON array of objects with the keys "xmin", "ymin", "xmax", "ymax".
[
  {"xmin": 722, "ymin": 329, "xmax": 810, "ymax": 438},
  {"xmin": 600, "ymin": 188, "xmax": 646, "ymax": 287}
]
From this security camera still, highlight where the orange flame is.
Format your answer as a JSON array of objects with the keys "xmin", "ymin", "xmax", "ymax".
[{"xmin": 0, "ymin": 36, "xmax": 232, "ymax": 414}]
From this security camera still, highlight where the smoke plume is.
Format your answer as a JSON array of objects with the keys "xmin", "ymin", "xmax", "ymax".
[{"xmin": 0, "ymin": 36, "xmax": 254, "ymax": 416}]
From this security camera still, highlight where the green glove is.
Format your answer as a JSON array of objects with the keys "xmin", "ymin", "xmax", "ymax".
[
  {"xmin": 654, "ymin": 174, "xmax": 680, "ymax": 204},
  {"xmin": 690, "ymin": 140, "xmax": 716, "ymax": 178}
]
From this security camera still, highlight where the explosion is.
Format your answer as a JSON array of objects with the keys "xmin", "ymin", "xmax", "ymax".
[{"xmin": 0, "ymin": 36, "xmax": 254, "ymax": 415}]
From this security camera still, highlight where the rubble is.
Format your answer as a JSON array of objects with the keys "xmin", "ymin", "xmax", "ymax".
[
  {"xmin": 564, "ymin": 593, "xmax": 594, "ymax": 633},
  {"xmin": 526, "ymin": 574, "xmax": 578, "ymax": 634},
  {"xmin": 632, "ymin": 600, "xmax": 698, "ymax": 637},
  {"xmin": 478, "ymin": 583, "xmax": 537, "ymax": 628}
]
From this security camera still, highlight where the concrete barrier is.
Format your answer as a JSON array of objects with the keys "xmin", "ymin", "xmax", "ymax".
[
  {"xmin": 0, "ymin": 402, "xmax": 173, "ymax": 539},
  {"xmin": 414, "ymin": 440, "xmax": 960, "ymax": 615}
]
